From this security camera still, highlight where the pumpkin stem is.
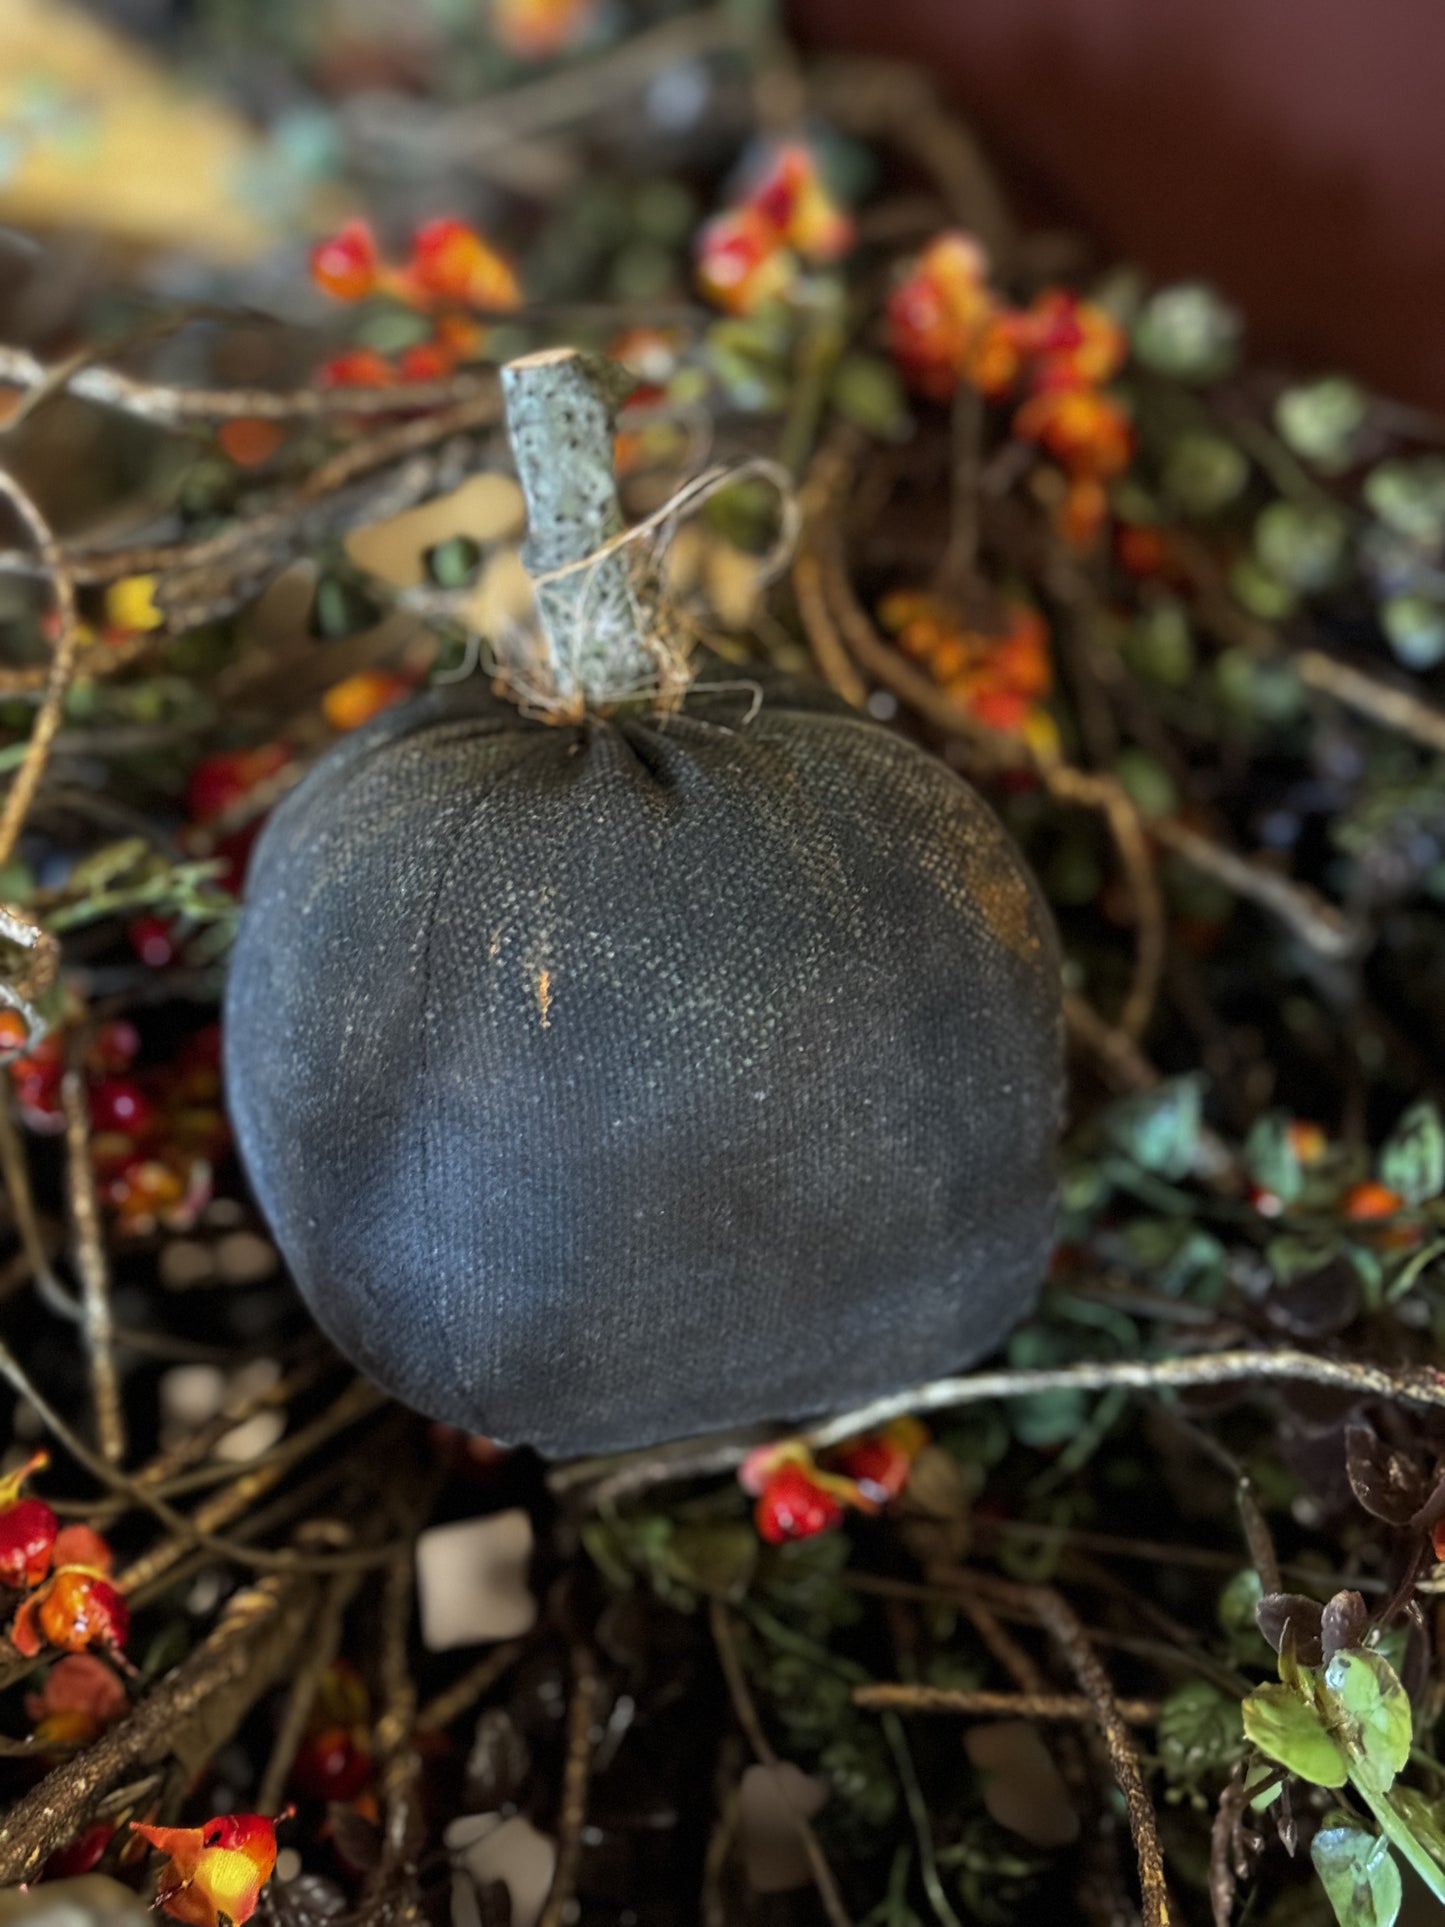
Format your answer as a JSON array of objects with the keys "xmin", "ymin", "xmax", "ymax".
[{"xmin": 501, "ymin": 347, "xmax": 679, "ymax": 712}]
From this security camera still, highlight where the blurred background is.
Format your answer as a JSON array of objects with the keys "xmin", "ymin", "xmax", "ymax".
[{"xmin": 2, "ymin": 0, "xmax": 1441, "ymax": 408}]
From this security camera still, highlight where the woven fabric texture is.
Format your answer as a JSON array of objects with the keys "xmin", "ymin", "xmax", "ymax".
[{"xmin": 224, "ymin": 675, "xmax": 1063, "ymax": 1457}]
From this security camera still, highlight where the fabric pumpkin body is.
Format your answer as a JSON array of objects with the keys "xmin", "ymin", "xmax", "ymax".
[{"xmin": 224, "ymin": 672, "xmax": 1062, "ymax": 1457}]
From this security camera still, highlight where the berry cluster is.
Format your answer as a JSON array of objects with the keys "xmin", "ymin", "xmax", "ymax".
[
  {"xmin": 5, "ymin": 1016, "xmax": 226, "ymax": 1236},
  {"xmin": 695, "ymin": 144, "xmax": 853, "ymax": 316},
  {"xmin": 309, "ymin": 216, "xmax": 522, "ymax": 387},
  {"xmin": 0, "ymin": 1453, "xmax": 129, "ymax": 1665},
  {"xmin": 739, "ymin": 1418, "xmax": 929, "ymax": 1545},
  {"xmin": 887, "ymin": 235, "xmax": 1133, "ymax": 550},
  {"xmin": 879, "ymin": 589, "xmax": 1056, "ymax": 746}
]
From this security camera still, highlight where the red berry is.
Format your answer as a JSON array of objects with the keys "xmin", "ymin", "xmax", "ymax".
[
  {"xmin": 310, "ymin": 219, "xmax": 379, "ymax": 301},
  {"xmin": 292, "ymin": 1726, "xmax": 372, "ymax": 1802},
  {"xmin": 129, "ymin": 913, "xmax": 178, "ymax": 968},
  {"xmin": 0, "ymin": 1497, "xmax": 58, "ymax": 1588},
  {"xmin": 754, "ymin": 1463, "xmax": 845, "ymax": 1544},
  {"xmin": 397, "ymin": 340, "xmax": 455, "ymax": 382},
  {"xmin": 834, "ymin": 1436, "xmax": 911, "ymax": 1505},
  {"xmin": 89, "ymin": 1022, "xmax": 141, "ymax": 1074},
  {"xmin": 318, "ymin": 348, "xmax": 397, "ymax": 389},
  {"xmin": 89, "ymin": 1078, "xmax": 155, "ymax": 1137},
  {"xmin": 46, "ymin": 1822, "xmax": 116, "ymax": 1879}
]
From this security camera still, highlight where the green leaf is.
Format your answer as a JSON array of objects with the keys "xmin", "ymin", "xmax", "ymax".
[
  {"xmin": 1242, "ymin": 1682, "xmax": 1347, "ymax": 1787},
  {"xmin": 1275, "ymin": 378, "xmax": 1367, "ymax": 476},
  {"xmin": 1389, "ymin": 1786, "xmax": 1445, "ymax": 1870},
  {"xmin": 830, "ymin": 352, "xmax": 910, "ymax": 440},
  {"xmin": 1254, "ymin": 501, "xmax": 1350, "ymax": 594},
  {"xmin": 1126, "ymin": 601, "xmax": 1196, "ymax": 686},
  {"xmin": 1246, "ymin": 1113, "xmax": 1305, "ymax": 1206},
  {"xmin": 1132, "ymin": 282, "xmax": 1242, "ymax": 381},
  {"xmin": 1104, "ymin": 1075, "xmax": 1205, "ymax": 1180},
  {"xmin": 1381, "ymin": 594, "xmax": 1445, "ymax": 672},
  {"xmin": 1162, "ymin": 430, "xmax": 1249, "ymax": 516},
  {"xmin": 1323, "ymin": 1649, "xmax": 1412, "ymax": 1793},
  {"xmin": 1310, "ymin": 1826, "xmax": 1401, "ymax": 1927},
  {"xmin": 1116, "ymin": 747, "xmax": 1179, "ymax": 820},
  {"xmin": 1379, "ymin": 1100, "xmax": 1445, "ymax": 1206},
  {"xmin": 663, "ymin": 1521, "xmax": 758, "ymax": 1601},
  {"xmin": 1157, "ymin": 1680, "xmax": 1245, "ymax": 1785},
  {"xmin": 1364, "ymin": 457, "xmax": 1445, "ymax": 545}
]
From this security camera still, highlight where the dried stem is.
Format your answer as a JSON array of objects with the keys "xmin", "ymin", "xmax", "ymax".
[
  {"xmin": 0, "ymin": 469, "xmax": 82, "ymax": 870},
  {"xmin": 555, "ymin": 1345, "xmax": 1445, "ymax": 1506},
  {"xmin": 0, "ymin": 342, "xmax": 497, "ymax": 427},
  {"xmin": 415, "ymin": 1641, "xmax": 526, "ymax": 1735},
  {"xmin": 502, "ymin": 347, "xmax": 676, "ymax": 711},
  {"xmin": 855, "ymin": 1683, "xmax": 1161, "ymax": 1722},
  {"xmin": 963, "ymin": 1573, "xmax": 1173, "ymax": 1927},
  {"xmin": 257, "ymin": 1563, "xmax": 362, "ymax": 1815},
  {"xmin": 538, "ymin": 1646, "xmax": 602, "ymax": 1927},
  {"xmin": 372, "ymin": 1545, "xmax": 423, "ymax": 1886},
  {"xmin": 60, "ymin": 1065, "xmax": 126, "ymax": 1463},
  {"xmin": 709, "ymin": 1598, "xmax": 853, "ymax": 1927}
]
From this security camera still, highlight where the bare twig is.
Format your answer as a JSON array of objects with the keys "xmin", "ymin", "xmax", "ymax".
[
  {"xmin": 257, "ymin": 1562, "xmax": 362, "ymax": 1815},
  {"xmin": 538, "ymin": 1647, "xmax": 602, "ymax": 1927},
  {"xmin": 0, "ymin": 469, "xmax": 82, "ymax": 869},
  {"xmin": 372, "ymin": 1545, "xmax": 423, "ymax": 1885},
  {"xmin": 1295, "ymin": 647, "xmax": 1445, "ymax": 756},
  {"xmin": 709, "ymin": 1598, "xmax": 853, "ymax": 1927},
  {"xmin": 555, "ymin": 1345, "xmax": 1445, "ymax": 1505},
  {"xmin": 792, "ymin": 544, "xmax": 869, "ymax": 706},
  {"xmin": 1150, "ymin": 815, "xmax": 1363, "ymax": 959},
  {"xmin": 964, "ymin": 1574, "xmax": 1173, "ymax": 1927},
  {"xmin": 416, "ymin": 1642, "xmax": 526, "ymax": 1735},
  {"xmin": 0, "ymin": 343, "xmax": 497, "ymax": 427},
  {"xmin": 60, "ymin": 1065, "xmax": 126, "ymax": 1463},
  {"xmin": 855, "ymin": 1683, "xmax": 1160, "ymax": 1723}
]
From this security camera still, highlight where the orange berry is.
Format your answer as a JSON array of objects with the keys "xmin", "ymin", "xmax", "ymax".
[
  {"xmin": 318, "ymin": 349, "xmax": 396, "ymax": 389},
  {"xmin": 695, "ymin": 206, "xmax": 794, "ymax": 316},
  {"xmin": 1286, "ymin": 1120, "xmax": 1329, "ymax": 1165},
  {"xmin": 1341, "ymin": 1180, "xmax": 1404, "ymax": 1222},
  {"xmin": 217, "ymin": 417, "xmax": 285, "ymax": 468},
  {"xmin": 406, "ymin": 218, "xmax": 521, "ymax": 311},
  {"xmin": 322, "ymin": 671, "xmax": 411, "ymax": 734},
  {"xmin": 310, "ymin": 220, "xmax": 379, "ymax": 302}
]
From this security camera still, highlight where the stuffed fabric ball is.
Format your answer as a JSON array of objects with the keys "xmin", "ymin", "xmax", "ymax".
[{"xmin": 222, "ymin": 349, "xmax": 1063, "ymax": 1458}]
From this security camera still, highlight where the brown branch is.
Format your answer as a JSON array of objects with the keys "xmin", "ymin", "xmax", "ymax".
[
  {"xmin": 964, "ymin": 1574, "xmax": 1173, "ymax": 1927},
  {"xmin": 60, "ymin": 1065, "xmax": 126, "ymax": 1464},
  {"xmin": 1295, "ymin": 647, "xmax": 1445, "ymax": 756},
  {"xmin": 538, "ymin": 1647, "xmax": 602, "ymax": 1927},
  {"xmin": 257, "ymin": 1561, "xmax": 362, "ymax": 1815},
  {"xmin": 372, "ymin": 1545, "xmax": 423, "ymax": 1886},
  {"xmin": 0, "ymin": 469, "xmax": 83, "ymax": 869},
  {"xmin": 708, "ymin": 1598, "xmax": 853, "ymax": 1927},
  {"xmin": 854, "ymin": 1683, "xmax": 1160, "ymax": 1723},
  {"xmin": 0, "ymin": 1089, "xmax": 64, "ymax": 1302},
  {"xmin": 0, "ymin": 1572, "xmax": 315, "ymax": 1883},
  {"xmin": 792, "ymin": 545, "xmax": 869, "ymax": 706},
  {"xmin": 415, "ymin": 1641, "xmax": 526, "ymax": 1735},
  {"xmin": 1149, "ymin": 814, "xmax": 1363, "ymax": 960},
  {"xmin": 0, "ymin": 342, "xmax": 498, "ymax": 427}
]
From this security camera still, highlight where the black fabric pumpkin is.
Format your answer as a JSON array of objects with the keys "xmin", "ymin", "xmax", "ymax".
[
  {"xmin": 223, "ymin": 349, "xmax": 1063, "ymax": 1458},
  {"xmin": 224, "ymin": 671, "xmax": 1061, "ymax": 1456}
]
